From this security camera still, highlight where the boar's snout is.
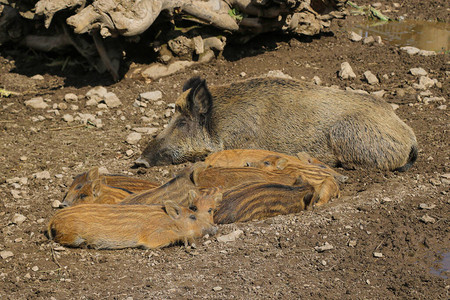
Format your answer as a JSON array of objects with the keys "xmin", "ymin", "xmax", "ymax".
[
  {"xmin": 134, "ymin": 156, "xmax": 151, "ymax": 168},
  {"xmin": 58, "ymin": 201, "xmax": 69, "ymax": 208}
]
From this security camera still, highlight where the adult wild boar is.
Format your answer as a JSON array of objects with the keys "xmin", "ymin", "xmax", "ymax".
[{"xmin": 136, "ymin": 76, "xmax": 418, "ymax": 171}]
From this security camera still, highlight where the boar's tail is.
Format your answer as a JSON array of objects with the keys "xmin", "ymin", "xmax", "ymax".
[{"xmin": 395, "ymin": 145, "xmax": 418, "ymax": 172}]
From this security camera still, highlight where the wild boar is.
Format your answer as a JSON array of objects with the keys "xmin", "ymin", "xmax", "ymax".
[
  {"xmin": 214, "ymin": 182, "xmax": 316, "ymax": 224},
  {"xmin": 47, "ymin": 190, "xmax": 218, "ymax": 249},
  {"xmin": 135, "ymin": 76, "xmax": 418, "ymax": 171},
  {"xmin": 203, "ymin": 149, "xmax": 347, "ymax": 182},
  {"xmin": 120, "ymin": 164, "xmax": 200, "ymax": 205},
  {"xmin": 61, "ymin": 166, "xmax": 159, "ymax": 207}
]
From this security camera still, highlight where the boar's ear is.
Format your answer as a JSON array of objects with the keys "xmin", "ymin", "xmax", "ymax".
[
  {"xmin": 275, "ymin": 158, "xmax": 289, "ymax": 170},
  {"xmin": 188, "ymin": 79, "xmax": 212, "ymax": 121},
  {"xmin": 187, "ymin": 190, "xmax": 198, "ymax": 207},
  {"xmin": 183, "ymin": 76, "xmax": 203, "ymax": 92},
  {"xmin": 87, "ymin": 167, "xmax": 100, "ymax": 181},
  {"xmin": 164, "ymin": 201, "xmax": 181, "ymax": 219},
  {"xmin": 213, "ymin": 193, "xmax": 222, "ymax": 205}
]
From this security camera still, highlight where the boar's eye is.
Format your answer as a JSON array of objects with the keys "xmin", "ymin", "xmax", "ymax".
[
  {"xmin": 189, "ymin": 215, "xmax": 197, "ymax": 220},
  {"xmin": 177, "ymin": 119, "xmax": 187, "ymax": 127},
  {"xmin": 79, "ymin": 193, "xmax": 87, "ymax": 199}
]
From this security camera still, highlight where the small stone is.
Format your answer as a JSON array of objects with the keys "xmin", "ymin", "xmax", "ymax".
[
  {"xmin": 401, "ymin": 46, "xmax": 420, "ymax": 55},
  {"xmin": 312, "ymin": 76, "xmax": 322, "ymax": 85},
  {"xmin": 240, "ymin": 72, "xmax": 247, "ymax": 77},
  {"xmin": 142, "ymin": 61, "xmax": 194, "ymax": 81},
  {"xmin": 126, "ymin": 132, "xmax": 142, "ymax": 145},
  {"xmin": 420, "ymin": 214, "xmax": 436, "ymax": 224},
  {"xmin": 64, "ymin": 93, "xmax": 78, "ymax": 102},
  {"xmin": 371, "ymin": 90, "xmax": 385, "ymax": 98},
  {"xmin": 11, "ymin": 213, "xmax": 26, "ymax": 225},
  {"xmin": 25, "ymin": 97, "xmax": 48, "ymax": 109},
  {"xmin": 19, "ymin": 156, "xmax": 27, "ymax": 161},
  {"xmin": 409, "ymin": 68, "xmax": 427, "ymax": 76},
  {"xmin": 98, "ymin": 166, "xmax": 109, "ymax": 175},
  {"xmin": 364, "ymin": 71, "xmax": 379, "ymax": 85},
  {"xmin": 126, "ymin": 150, "xmax": 134, "ymax": 156},
  {"xmin": 0, "ymin": 251, "xmax": 14, "ymax": 259},
  {"xmin": 418, "ymin": 203, "xmax": 436, "ymax": 210},
  {"xmin": 31, "ymin": 266, "xmax": 39, "ymax": 272},
  {"xmin": 86, "ymin": 86, "xmax": 107, "ymax": 103},
  {"xmin": 34, "ymin": 170, "xmax": 51, "ymax": 179},
  {"xmin": 193, "ymin": 36, "xmax": 204, "ymax": 54},
  {"xmin": 133, "ymin": 127, "xmax": 158, "ymax": 135},
  {"xmin": 348, "ymin": 31, "xmax": 362, "ymax": 42},
  {"xmin": 70, "ymin": 105, "xmax": 79, "ymax": 111},
  {"xmin": 419, "ymin": 76, "xmax": 435, "ymax": 89},
  {"xmin": 58, "ymin": 103, "xmax": 68, "ymax": 110},
  {"xmin": 381, "ymin": 197, "xmax": 393, "ymax": 203},
  {"xmin": 363, "ymin": 36, "xmax": 375, "ymax": 44},
  {"xmin": 315, "ymin": 242, "xmax": 334, "ymax": 252},
  {"xmin": 371, "ymin": 2, "xmax": 382, "ymax": 8},
  {"xmin": 266, "ymin": 70, "xmax": 292, "ymax": 79},
  {"xmin": 53, "ymin": 247, "xmax": 66, "ymax": 251},
  {"xmin": 97, "ymin": 103, "xmax": 108, "ymax": 109},
  {"xmin": 321, "ymin": 260, "xmax": 327, "ymax": 266},
  {"xmin": 429, "ymin": 178, "xmax": 441, "ymax": 186},
  {"xmin": 104, "ymin": 92, "xmax": 122, "ymax": 108},
  {"xmin": 85, "ymin": 99, "xmax": 98, "ymax": 106},
  {"xmin": 390, "ymin": 104, "xmax": 399, "ymax": 111},
  {"xmin": 63, "ymin": 114, "xmax": 74, "ymax": 123},
  {"xmin": 24, "ymin": 273, "xmax": 31, "ymax": 279},
  {"xmin": 440, "ymin": 174, "xmax": 450, "ymax": 185},
  {"xmin": 437, "ymin": 105, "xmax": 447, "ymax": 111},
  {"xmin": 52, "ymin": 200, "xmax": 61, "ymax": 208},
  {"xmin": 348, "ymin": 240, "xmax": 357, "ymax": 247},
  {"xmin": 374, "ymin": 36, "xmax": 383, "ymax": 44},
  {"xmin": 31, "ymin": 74, "xmax": 44, "ymax": 80},
  {"xmin": 418, "ymin": 50, "xmax": 436, "ymax": 57},
  {"xmin": 339, "ymin": 62, "xmax": 356, "ymax": 79},
  {"xmin": 139, "ymin": 91, "xmax": 163, "ymax": 102},
  {"xmin": 55, "ymin": 174, "xmax": 63, "ymax": 179},
  {"xmin": 217, "ymin": 229, "xmax": 244, "ymax": 243},
  {"xmin": 212, "ymin": 286, "xmax": 223, "ymax": 292},
  {"xmin": 203, "ymin": 240, "xmax": 212, "ymax": 246},
  {"xmin": 373, "ymin": 252, "xmax": 383, "ymax": 258}
]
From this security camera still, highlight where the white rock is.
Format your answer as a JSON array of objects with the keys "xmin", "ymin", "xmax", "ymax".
[
  {"xmin": 70, "ymin": 104, "xmax": 79, "ymax": 111},
  {"xmin": 139, "ymin": 91, "xmax": 163, "ymax": 102},
  {"xmin": 86, "ymin": 86, "xmax": 107, "ymax": 103},
  {"xmin": 104, "ymin": 92, "xmax": 122, "ymax": 108},
  {"xmin": 34, "ymin": 170, "xmax": 50, "ymax": 179},
  {"xmin": 85, "ymin": 99, "xmax": 98, "ymax": 106},
  {"xmin": 401, "ymin": 46, "xmax": 420, "ymax": 55},
  {"xmin": 375, "ymin": 36, "xmax": 383, "ymax": 44},
  {"xmin": 418, "ymin": 203, "xmax": 436, "ymax": 210},
  {"xmin": 142, "ymin": 61, "xmax": 194, "ymax": 81},
  {"xmin": 31, "ymin": 266, "xmax": 39, "ymax": 272},
  {"xmin": 133, "ymin": 127, "xmax": 158, "ymax": 135},
  {"xmin": 126, "ymin": 150, "xmax": 134, "ymax": 156},
  {"xmin": 98, "ymin": 166, "xmax": 109, "ymax": 175},
  {"xmin": 348, "ymin": 31, "xmax": 362, "ymax": 42},
  {"xmin": 64, "ymin": 93, "xmax": 78, "ymax": 102},
  {"xmin": 97, "ymin": 103, "xmax": 108, "ymax": 109},
  {"xmin": 315, "ymin": 242, "xmax": 334, "ymax": 252},
  {"xmin": 11, "ymin": 213, "xmax": 26, "ymax": 225},
  {"xmin": 11, "ymin": 190, "xmax": 21, "ymax": 199},
  {"xmin": 364, "ymin": 71, "xmax": 379, "ymax": 85},
  {"xmin": 62, "ymin": 114, "xmax": 74, "ymax": 123},
  {"xmin": 339, "ymin": 62, "xmax": 356, "ymax": 79},
  {"xmin": 418, "ymin": 50, "xmax": 436, "ymax": 56},
  {"xmin": 312, "ymin": 76, "xmax": 322, "ymax": 85},
  {"xmin": 193, "ymin": 36, "xmax": 204, "ymax": 54},
  {"xmin": 420, "ymin": 214, "xmax": 436, "ymax": 224},
  {"xmin": 0, "ymin": 251, "xmax": 14, "ymax": 259},
  {"xmin": 348, "ymin": 240, "xmax": 357, "ymax": 247},
  {"xmin": 77, "ymin": 113, "xmax": 96, "ymax": 124},
  {"xmin": 371, "ymin": 90, "xmax": 385, "ymax": 98},
  {"xmin": 390, "ymin": 104, "xmax": 399, "ymax": 110},
  {"xmin": 126, "ymin": 132, "xmax": 142, "ymax": 145},
  {"xmin": 31, "ymin": 74, "xmax": 44, "ymax": 80},
  {"xmin": 363, "ymin": 36, "xmax": 375, "ymax": 44},
  {"xmin": 52, "ymin": 200, "xmax": 62, "ymax": 208},
  {"xmin": 409, "ymin": 68, "xmax": 427, "ymax": 76},
  {"xmin": 437, "ymin": 105, "xmax": 447, "ymax": 110},
  {"xmin": 266, "ymin": 70, "xmax": 292, "ymax": 79},
  {"xmin": 213, "ymin": 286, "xmax": 223, "ymax": 292},
  {"xmin": 216, "ymin": 229, "xmax": 243, "ymax": 243},
  {"xmin": 25, "ymin": 97, "xmax": 48, "ymax": 109},
  {"xmin": 373, "ymin": 252, "xmax": 383, "ymax": 258}
]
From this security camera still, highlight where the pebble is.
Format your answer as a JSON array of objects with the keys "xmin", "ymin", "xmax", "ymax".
[
  {"xmin": 63, "ymin": 114, "xmax": 74, "ymax": 123},
  {"xmin": 437, "ymin": 105, "xmax": 447, "ymax": 110},
  {"xmin": 97, "ymin": 103, "xmax": 108, "ymax": 109},
  {"xmin": 440, "ymin": 173, "xmax": 450, "ymax": 185},
  {"xmin": 104, "ymin": 92, "xmax": 122, "ymax": 108},
  {"xmin": 339, "ymin": 62, "xmax": 356, "ymax": 79},
  {"xmin": 126, "ymin": 132, "xmax": 142, "ymax": 145},
  {"xmin": 266, "ymin": 70, "xmax": 292, "ymax": 79},
  {"xmin": 401, "ymin": 46, "xmax": 420, "ymax": 55},
  {"xmin": 54, "ymin": 247, "xmax": 66, "ymax": 251},
  {"xmin": 321, "ymin": 260, "xmax": 327, "ymax": 266},
  {"xmin": 70, "ymin": 105, "xmax": 79, "ymax": 111},
  {"xmin": 373, "ymin": 252, "xmax": 383, "ymax": 258},
  {"xmin": 25, "ymin": 97, "xmax": 49, "ymax": 109},
  {"xmin": 240, "ymin": 72, "xmax": 247, "ymax": 77},
  {"xmin": 126, "ymin": 150, "xmax": 134, "ymax": 156},
  {"xmin": 364, "ymin": 71, "xmax": 379, "ymax": 85},
  {"xmin": 390, "ymin": 104, "xmax": 399, "ymax": 111},
  {"xmin": 11, "ymin": 190, "xmax": 21, "ymax": 199},
  {"xmin": 0, "ymin": 251, "xmax": 14, "ymax": 259},
  {"xmin": 409, "ymin": 68, "xmax": 427, "ymax": 76},
  {"xmin": 98, "ymin": 166, "xmax": 109, "ymax": 174},
  {"xmin": 19, "ymin": 156, "xmax": 27, "ymax": 161},
  {"xmin": 34, "ymin": 170, "xmax": 51, "ymax": 179},
  {"xmin": 86, "ymin": 86, "xmax": 108, "ymax": 103},
  {"xmin": 363, "ymin": 36, "xmax": 375, "ymax": 45},
  {"xmin": 418, "ymin": 50, "xmax": 436, "ymax": 56},
  {"xmin": 142, "ymin": 61, "xmax": 194, "ymax": 81},
  {"xmin": 64, "ymin": 93, "xmax": 78, "ymax": 102},
  {"xmin": 217, "ymin": 229, "xmax": 244, "ymax": 243},
  {"xmin": 133, "ymin": 127, "xmax": 158, "ymax": 135},
  {"xmin": 315, "ymin": 242, "xmax": 334, "ymax": 252},
  {"xmin": 418, "ymin": 203, "xmax": 436, "ymax": 210},
  {"xmin": 58, "ymin": 103, "xmax": 68, "ymax": 110},
  {"xmin": 371, "ymin": 90, "xmax": 385, "ymax": 98},
  {"xmin": 24, "ymin": 273, "xmax": 31, "ymax": 279},
  {"xmin": 348, "ymin": 240, "xmax": 357, "ymax": 247},
  {"xmin": 312, "ymin": 76, "xmax": 322, "ymax": 85},
  {"xmin": 85, "ymin": 99, "xmax": 98, "ymax": 106},
  {"xmin": 52, "ymin": 200, "xmax": 61, "ymax": 208},
  {"xmin": 212, "ymin": 286, "xmax": 223, "ymax": 292},
  {"xmin": 31, "ymin": 266, "xmax": 39, "ymax": 272},
  {"xmin": 31, "ymin": 74, "xmax": 44, "ymax": 80},
  {"xmin": 420, "ymin": 214, "xmax": 436, "ymax": 224},
  {"xmin": 11, "ymin": 213, "xmax": 26, "ymax": 225},
  {"xmin": 348, "ymin": 31, "xmax": 362, "ymax": 42},
  {"xmin": 374, "ymin": 36, "xmax": 383, "ymax": 44},
  {"xmin": 429, "ymin": 178, "xmax": 441, "ymax": 186}
]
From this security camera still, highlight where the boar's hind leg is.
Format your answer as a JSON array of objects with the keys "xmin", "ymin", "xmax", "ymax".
[{"xmin": 328, "ymin": 117, "xmax": 412, "ymax": 171}]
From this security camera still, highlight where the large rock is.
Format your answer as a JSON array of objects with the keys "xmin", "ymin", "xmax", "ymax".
[
  {"xmin": 339, "ymin": 62, "xmax": 356, "ymax": 79},
  {"xmin": 25, "ymin": 97, "xmax": 48, "ymax": 109}
]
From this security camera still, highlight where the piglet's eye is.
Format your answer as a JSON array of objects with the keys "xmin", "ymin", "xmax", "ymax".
[
  {"xmin": 208, "ymin": 208, "xmax": 213, "ymax": 214},
  {"xmin": 189, "ymin": 205, "xmax": 198, "ymax": 212},
  {"xmin": 189, "ymin": 215, "xmax": 197, "ymax": 220},
  {"xmin": 264, "ymin": 161, "xmax": 271, "ymax": 166},
  {"xmin": 80, "ymin": 193, "xmax": 87, "ymax": 199}
]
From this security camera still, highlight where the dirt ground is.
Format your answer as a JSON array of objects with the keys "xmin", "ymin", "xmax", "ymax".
[{"xmin": 0, "ymin": 1, "xmax": 449, "ymax": 299}]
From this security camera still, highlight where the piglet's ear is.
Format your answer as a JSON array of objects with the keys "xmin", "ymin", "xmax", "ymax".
[
  {"xmin": 87, "ymin": 167, "xmax": 100, "ymax": 181},
  {"xmin": 164, "ymin": 201, "xmax": 181, "ymax": 219},
  {"xmin": 189, "ymin": 79, "xmax": 212, "ymax": 116},
  {"xmin": 91, "ymin": 178, "xmax": 103, "ymax": 197},
  {"xmin": 276, "ymin": 158, "xmax": 289, "ymax": 170}
]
